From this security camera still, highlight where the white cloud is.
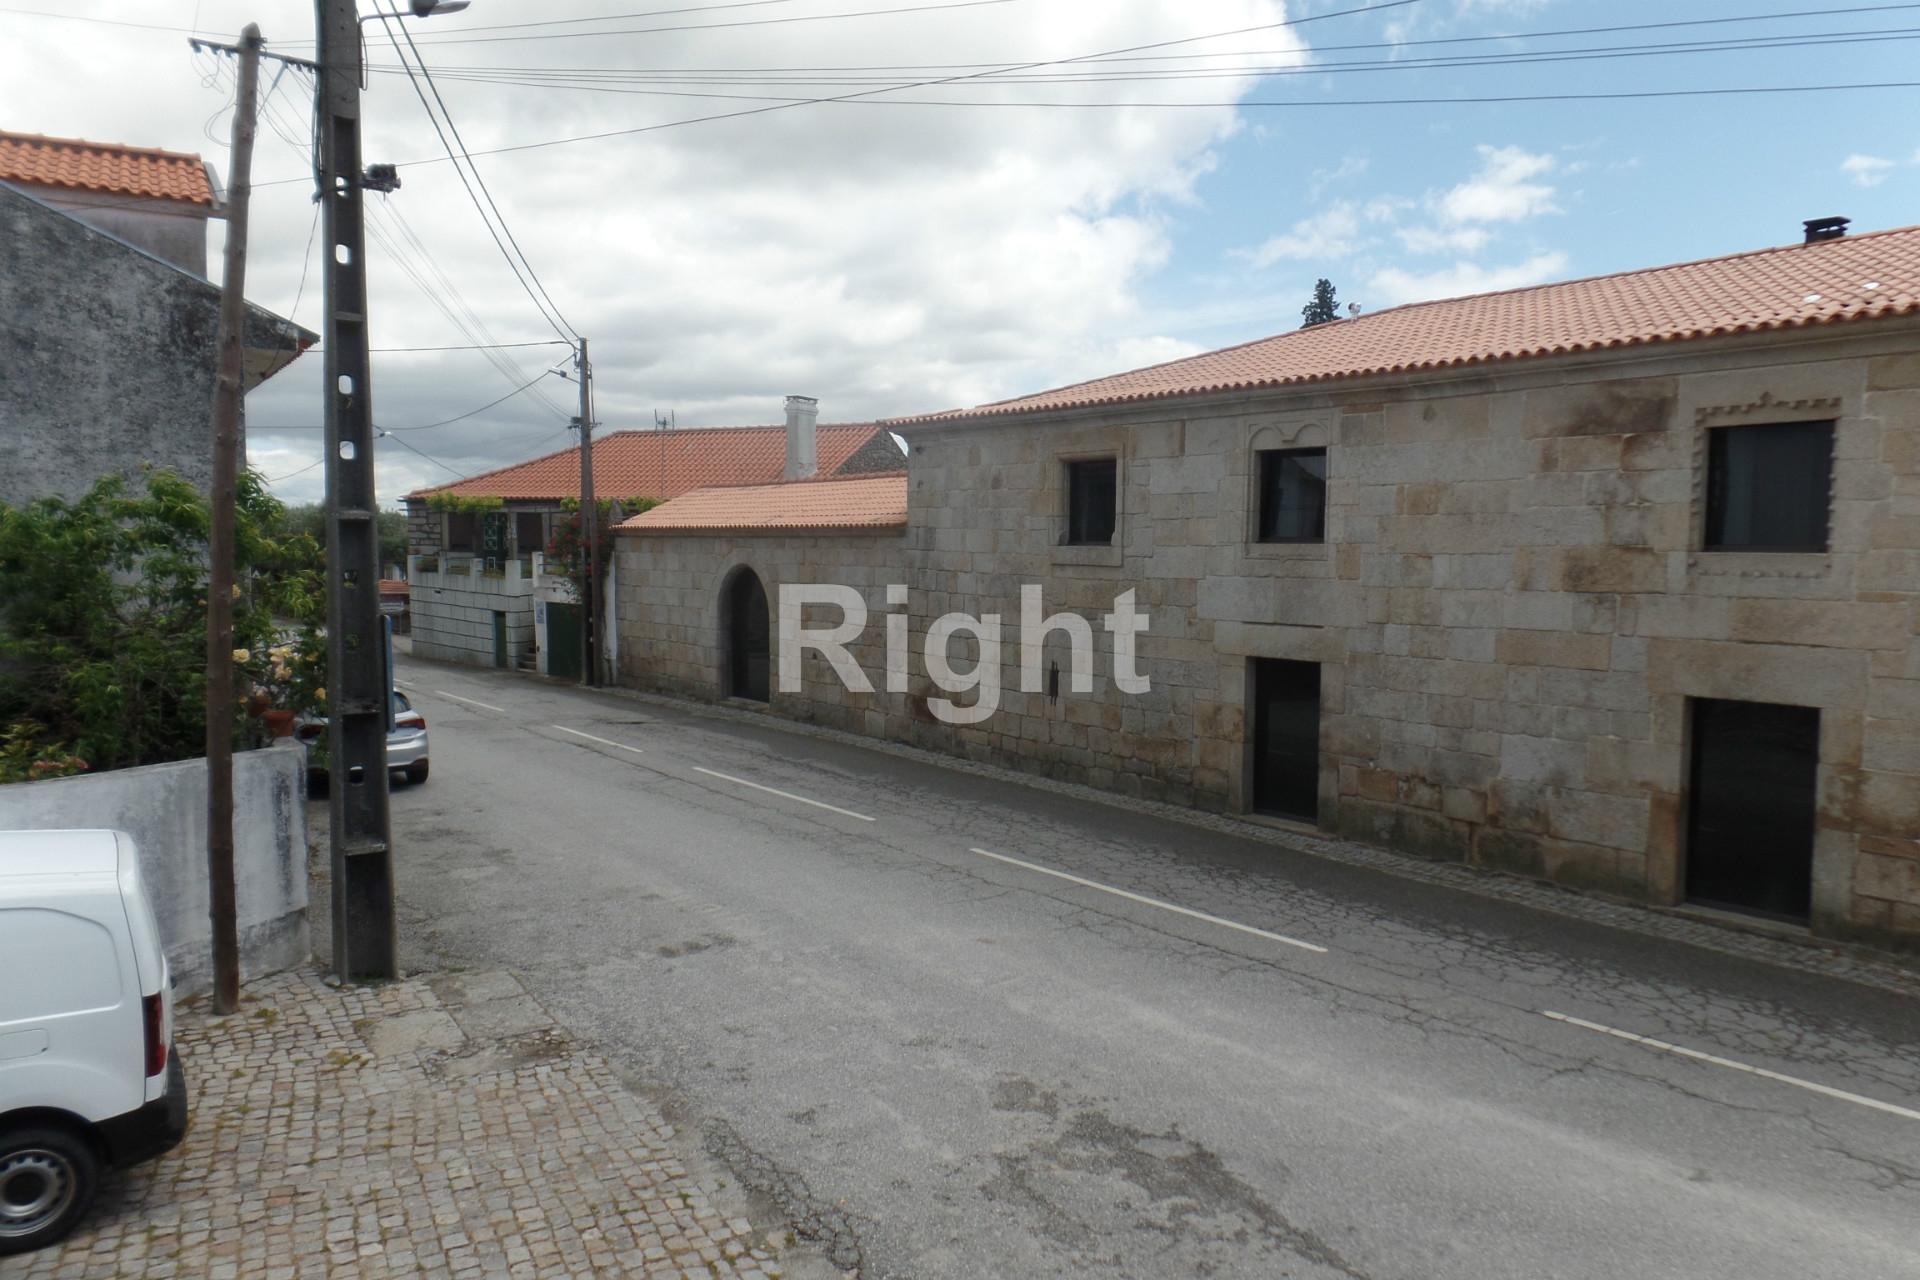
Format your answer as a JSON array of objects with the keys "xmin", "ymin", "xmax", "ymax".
[
  {"xmin": 2, "ymin": 0, "xmax": 1306, "ymax": 505},
  {"xmin": 1239, "ymin": 202, "xmax": 1364, "ymax": 268},
  {"xmin": 1395, "ymin": 225, "xmax": 1492, "ymax": 255},
  {"xmin": 1842, "ymin": 154, "xmax": 1896, "ymax": 187},
  {"xmin": 1308, "ymin": 153, "xmax": 1369, "ymax": 200},
  {"xmin": 1368, "ymin": 252, "xmax": 1570, "ymax": 307},
  {"xmin": 1437, "ymin": 145, "xmax": 1560, "ymax": 223}
]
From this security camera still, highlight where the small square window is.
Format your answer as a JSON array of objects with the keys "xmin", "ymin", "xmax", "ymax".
[
  {"xmin": 1705, "ymin": 422, "xmax": 1833, "ymax": 552},
  {"xmin": 1064, "ymin": 459, "xmax": 1118, "ymax": 546},
  {"xmin": 1256, "ymin": 448, "xmax": 1327, "ymax": 543}
]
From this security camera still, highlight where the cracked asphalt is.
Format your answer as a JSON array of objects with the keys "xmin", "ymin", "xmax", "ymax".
[{"xmin": 380, "ymin": 655, "xmax": 1920, "ymax": 1280}]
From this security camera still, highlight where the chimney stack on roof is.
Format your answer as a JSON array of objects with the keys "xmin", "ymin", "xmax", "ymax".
[
  {"xmin": 783, "ymin": 395, "xmax": 819, "ymax": 481},
  {"xmin": 1803, "ymin": 216, "xmax": 1850, "ymax": 244}
]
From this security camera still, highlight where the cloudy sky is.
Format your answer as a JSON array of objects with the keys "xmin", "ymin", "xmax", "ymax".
[{"xmin": 3, "ymin": 0, "xmax": 1917, "ymax": 506}]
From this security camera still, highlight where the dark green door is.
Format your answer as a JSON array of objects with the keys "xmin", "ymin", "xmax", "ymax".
[
  {"xmin": 492, "ymin": 611, "xmax": 507, "ymax": 668},
  {"xmin": 547, "ymin": 603, "xmax": 582, "ymax": 681}
]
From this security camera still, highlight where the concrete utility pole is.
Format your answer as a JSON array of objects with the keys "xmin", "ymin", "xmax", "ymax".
[
  {"xmin": 317, "ymin": 0, "xmax": 397, "ymax": 982},
  {"xmin": 204, "ymin": 23, "xmax": 263, "ymax": 1017},
  {"xmin": 576, "ymin": 337, "xmax": 598, "ymax": 686}
]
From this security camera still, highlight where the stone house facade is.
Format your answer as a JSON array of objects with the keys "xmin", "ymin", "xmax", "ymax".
[
  {"xmin": 611, "ymin": 225, "xmax": 1920, "ymax": 950},
  {"xmin": 613, "ymin": 473, "xmax": 907, "ymax": 732},
  {"xmin": 407, "ymin": 401, "xmax": 902, "ymax": 672},
  {"xmin": 1, "ymin": 164, "xmax": 311, "ymax": 508}
]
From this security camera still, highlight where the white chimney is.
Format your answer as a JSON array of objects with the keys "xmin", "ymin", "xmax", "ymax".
[{"xmin": 784, "ymin": 395, "xmax": 819, "ymax": 480}]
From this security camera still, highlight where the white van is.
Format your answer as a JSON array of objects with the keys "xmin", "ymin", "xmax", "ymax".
[{"xmin": 0, "ymin": 829, "xmax": 188, "ymax": 1255}]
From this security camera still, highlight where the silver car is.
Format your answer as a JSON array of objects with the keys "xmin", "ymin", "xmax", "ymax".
[{"xmin": 295, "ymin": 691, "xmax": 430, "ymax": 787}]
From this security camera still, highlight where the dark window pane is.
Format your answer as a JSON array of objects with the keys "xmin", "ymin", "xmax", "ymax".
[
  {"xmin": 1257, "ymin": 448, "xmax": 1327, "ymax": 543},
  {"xmin": 1705, "ymin": 423, "xmax": 1832, "ymax": 552},
  {"xmin": 515, "ymin": 512, "xmax": 545, "ymax": 555},
  {"xmin": 1066, "ymin": 459, "xmax": 1117, "ymax": 545},
  {"xmin": 444, "ymin": 511, "xmax": 478, "ymax": 552}
]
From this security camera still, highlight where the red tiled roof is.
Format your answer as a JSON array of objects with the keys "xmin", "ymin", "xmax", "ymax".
[
  {"xmin": 895, "ymin": 224, "xmax": 1920, "ymax": 423},
  {"xmin": 0, "ymin": 130, "xmax": 215, "ymax": 207},
  {"xmin": 408, "ymin": 423, "xmax": 889, "ymax": 502},
  {"xmin": 616, "ymin": 472, "xmax": 907, "ymax": 533},
  {"xmin": 378, "ymin": 579, "xmax": 410, "ymax": 597}
]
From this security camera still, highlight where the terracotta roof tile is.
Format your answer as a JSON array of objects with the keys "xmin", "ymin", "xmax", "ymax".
[
  {"xmin": 616, "ymin": 472, "xmax": 907, "ymax": 533},
  {"xmin": 895, "ymin": 224, "xmax": 1920, "ymax": 423},
  {"xmin": 0, "ymin": 130, "xmax": 215, "ymax": 207},
  {"xmin": 408, "ymin": 423, "xmax": 892, "ymax": 502}
]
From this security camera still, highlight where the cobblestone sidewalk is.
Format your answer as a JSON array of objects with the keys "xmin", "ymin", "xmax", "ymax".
[{"xmin": 19, "ymin": 968, "xmax": 799, "ymax": 1279}]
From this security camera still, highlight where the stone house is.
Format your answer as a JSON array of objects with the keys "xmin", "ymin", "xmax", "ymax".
[
  {"xmin": 403, "ymin": 402, "xmax": 903, "ymax": 563},
  {"xmin": 614, "ymin": 472, "xmax": 908, "ymax": 723},
  {"xmin": 0, "ymin": 129, "xmax": 225, "ymax": 275},
  {"xmin": 405, "ymin": 398, "xmax": 902, "ymax": 671},
  {"xmin": 1, "ymin": 135, "xmax": 313, "ymax": 507},
  {"xmin": 610, "ymin": 221, "xmax": 1920, "ymax": 950}
]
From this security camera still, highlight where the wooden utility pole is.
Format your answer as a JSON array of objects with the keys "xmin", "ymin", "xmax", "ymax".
[
  {"xmin": 577, "ymin": 337, "xmax": 598, "ymax": 686},
  {"xmin": 318, "ymin": 0, "xmax": 398, "ymax": 981},
  {"xmin": 204, "ymin": 24, "xmax": 263, "ymax": 1017}
]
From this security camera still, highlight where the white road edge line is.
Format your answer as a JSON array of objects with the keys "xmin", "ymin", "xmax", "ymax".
[
  {"xmin": 690, "ymin": 766, "xmax": 876, "ymax": 822},
  {"xmin": 1541, "ymin": 1010, "xmax": 1920, "ymax": 1123},
  {"xmin": 969, "ymin": 847, "xmax": 1327, "ymax": 955},
  {"xmin": 551, "ymin": 725, "xmax": 644, "ymax": 755},
  {"xmin": 433, "ymin": 690, "xmax": 507, "ymax": 714}
]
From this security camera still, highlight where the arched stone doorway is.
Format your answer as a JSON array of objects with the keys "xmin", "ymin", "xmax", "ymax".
[{"xmin": 723, "ymin": 567, "xmax": 771, "ymax": 702}]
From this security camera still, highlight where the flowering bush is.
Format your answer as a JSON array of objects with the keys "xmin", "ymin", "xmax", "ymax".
[
  {"xmin": 0, "ymin": 721, "xmax": 88, "ymax": 784},
  {"xmin": 0, "ymin": 469, "xmax": 322, "ymax": 777}
]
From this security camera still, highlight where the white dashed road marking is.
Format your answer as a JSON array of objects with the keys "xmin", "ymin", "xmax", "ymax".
[
  {"xmin": 969, "ymin": 847, "xmax": 1328, "ymax": 954},
  {"xmin": 552, "ymin": 725, "xmax": 645, "ymax": 755},
  {"xmin": 434, "ymin": 690, "xmax": 507, "ymax": 714},
  {"xmin": 691, "ymin": 766, "xmax": 877, "ymax": 822},
  {"xmin": 1542, "ymin": 1010, "xmax": 1920, "ymax": 1123}
]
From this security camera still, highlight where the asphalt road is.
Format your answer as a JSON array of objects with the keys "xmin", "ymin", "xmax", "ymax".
[{"xmin": 379, "ymin": 655, "xmax": 1920, "ymax": 1280}]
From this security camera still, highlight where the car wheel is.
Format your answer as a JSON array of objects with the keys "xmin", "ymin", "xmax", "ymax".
[
  {"xmin": 406, "ymin": 762, "xmax": 428, "ymax": 785},
  {"xmin": 0, "ymin": 1126, "xmax": 99, "ymax": 1255}
]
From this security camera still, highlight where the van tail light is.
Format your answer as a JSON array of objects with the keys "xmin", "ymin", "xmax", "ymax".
[
  {"xmin": 395, "ymin": 711, "xmax": 425, "ymax": 730},
  {"xmin": 143, "ymin": 992, "xmax": 168, "ymax": 1077}
]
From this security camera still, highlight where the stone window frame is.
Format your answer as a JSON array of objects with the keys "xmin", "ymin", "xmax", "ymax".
[
  {"xmin": 1242, "ymin": 419, "xmax": 1334, "ymax": 565},
  {"xmin": 1052, "ymin": 449, "xmax": 1125, "ymax": 567},
  {"xmin": 1683, "ymin": 388, "xmax": 1845, "ymax": 580}
]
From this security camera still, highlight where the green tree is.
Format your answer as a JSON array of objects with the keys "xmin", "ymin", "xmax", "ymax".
[
  {"xmin": 0, "ymin": 469, "xmax": 323, "ymax": 777},
  {"xmin": 278, "ymin": 502, "xmax": 408, "ymax": 568},
  {"xmin": 1301, "ymin": 278, "xmax": 1340, "ymax": 328}
]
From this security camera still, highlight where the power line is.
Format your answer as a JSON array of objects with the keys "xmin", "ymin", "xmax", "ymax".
[
  {"xmin": 413, "ymin": 0, "xmax": 1916, "ymax": 73},
  {"xmin": 371, "ymin": 0, "xmax": 579, "ymax": 343},
  {"xmin": 400, "ymin": 0, "xmax": 1021, "ymax": 47},
  {"xmin": 316, "ymin": 0, "xmax": 1432, "ymax": 168},
  {"xmin": 367, "ymin": 340, "xmax": 576, "ymax": 353},
  {"xmin": 375, "ymin": 199, "xmax": 578, "ymax": 417},
  {"xmin": 408, "ymin": 0, "xmax": 804, "ymax": 35},
  {"xmin": 240, "ymin": 69, "xmax": 576, "ymax": 420},
  {"xmin": 396, "ymin": 27, "xmax": 1920, "ymax": 97},
  {"xmin": 252, "ymin": 364, "xmax": 570, "ymax": 432}
]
